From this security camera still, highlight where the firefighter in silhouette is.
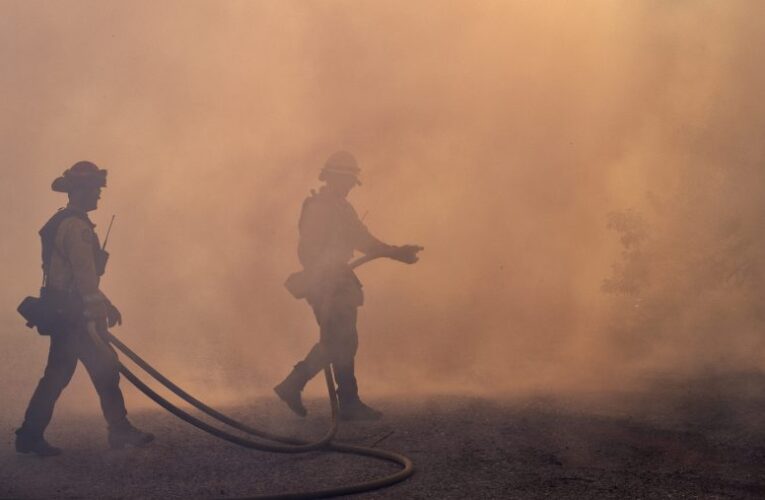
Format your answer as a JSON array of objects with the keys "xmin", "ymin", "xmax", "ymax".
[
  {"xmin": 15, "ymin": 162, "xmax": 154, "ymax": 456},
  {"xmin": 275, "ymin": 151, "xmax": 423, "ymax": 420}
]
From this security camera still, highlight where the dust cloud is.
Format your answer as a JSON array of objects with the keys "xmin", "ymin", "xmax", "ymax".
[{"xmin": 1, "ymin": 1, "xmax": 764, "ymax": 417}]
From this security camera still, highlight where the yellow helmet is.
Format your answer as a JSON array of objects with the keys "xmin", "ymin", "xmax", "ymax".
[{"xmin": 320, "ymin": 151, "xmax": 361, "ymax": 185}]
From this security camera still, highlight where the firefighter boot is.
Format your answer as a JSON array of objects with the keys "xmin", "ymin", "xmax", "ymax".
[
  {"xmin": 108, "ymin": 423, "xmax": 155, "ymax": 449},
  {"xmin": 334, "ymin": 363, "xmax": 382, "ymax": 421},
  {"xmin": 274, "ymin": 363, "xmax": 310, "ymax": 417},
  {"xmin": 15, "ymin": 429, "xmax": 62, "ymax": 457},
  {"xmin": 338, "ymin": 398, "xmax": 383, "ymax": 421}
]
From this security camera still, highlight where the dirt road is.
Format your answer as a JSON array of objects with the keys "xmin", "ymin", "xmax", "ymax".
[{"xmin": 3, "ymin": 374, "xmax": 765, "ymax": 499}]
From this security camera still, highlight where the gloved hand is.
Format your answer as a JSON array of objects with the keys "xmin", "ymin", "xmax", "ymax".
[
  {"xmin": 106, "ymin": 301, "xmax": 122, "ymax": 327},
  {"xmin": 388, "ymin": 244, "xmax": 424, "ymax": 264}
]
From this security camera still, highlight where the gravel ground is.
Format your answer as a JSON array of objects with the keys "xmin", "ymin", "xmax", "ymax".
[{"xmin": 3, "ymin": 373, "xmax": 765, "ymax": 499}]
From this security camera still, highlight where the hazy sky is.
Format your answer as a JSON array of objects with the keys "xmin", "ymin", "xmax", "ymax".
[{"xmin": 2, "ymin": 1, "xmax": 764, "ymax": 412}]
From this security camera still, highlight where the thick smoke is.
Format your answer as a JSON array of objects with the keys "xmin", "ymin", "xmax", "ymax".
[{"xmin": 1, "ymin": 1, "xmax": 764, "ymax": 416}]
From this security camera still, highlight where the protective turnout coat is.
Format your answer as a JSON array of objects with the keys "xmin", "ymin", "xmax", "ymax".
[{"xmin": 297, "ymin": 187, "xmax": 384, "ymax": 307}]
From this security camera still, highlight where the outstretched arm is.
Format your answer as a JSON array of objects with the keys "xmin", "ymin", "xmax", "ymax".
[
  {"xmin": 350, "ymin": 218, "xmax": 423, "ymax": 264},
  {"xmin": 386, "ymin": 244, "xmax": 424, "ymax": 264}
]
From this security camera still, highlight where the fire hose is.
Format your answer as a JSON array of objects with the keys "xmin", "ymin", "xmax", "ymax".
[{"xmin": 96, "ymin": 253, "xmax": 415, "ymax": 498}]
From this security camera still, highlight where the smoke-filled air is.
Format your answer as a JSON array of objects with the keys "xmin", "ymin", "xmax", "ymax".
[{"xmin": 2, "ymin": 0, "xmax": 765, "ymax": 415}]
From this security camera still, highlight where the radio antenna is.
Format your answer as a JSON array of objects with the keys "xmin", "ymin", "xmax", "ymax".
[{"xmin": 102, "ymin": 215, "xmax": 116, "ymax": 250}]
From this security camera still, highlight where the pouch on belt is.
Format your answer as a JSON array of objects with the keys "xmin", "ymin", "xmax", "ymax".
[{"xmin": 17, "ymin": 287, "xmax": 82, "ymax": 336}]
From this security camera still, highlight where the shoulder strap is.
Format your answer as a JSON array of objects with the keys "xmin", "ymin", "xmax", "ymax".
[{"xmin": 39, "ymin": 208, "xmax": 91, "ymax": 285}]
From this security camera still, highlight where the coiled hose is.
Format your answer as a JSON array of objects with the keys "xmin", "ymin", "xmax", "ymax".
[{"xmin": 101, "ymin": 253, "xmax": 414, "ymax": 498}]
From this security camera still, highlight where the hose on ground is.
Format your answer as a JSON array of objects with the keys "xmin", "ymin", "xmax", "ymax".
[
  {"xmin": 102, "ymin": 254, "xmax": 414, "ymax": 498},
  {"xmin": 107, "ymin": 332, "xmax": 338, "ymax": 452},
  {"xmin": 110, "ymin": 337, "xmax": 414, "ymax": 498}
]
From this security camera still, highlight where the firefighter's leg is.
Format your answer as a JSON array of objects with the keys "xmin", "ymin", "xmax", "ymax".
[
  {"xmin": 329, "ymin": 306, "xmax": 381, "ymax": 421},
  {"xmin": 78, "ymin": 323, "xmax": 154, "ymax": 448},
  {"xmin": 274, "ymin": 304, "xmax": 332, "ymax": 416},
  {"xmin": 16, "ymin": 329, "xmax": 78, "ymax": 455}
]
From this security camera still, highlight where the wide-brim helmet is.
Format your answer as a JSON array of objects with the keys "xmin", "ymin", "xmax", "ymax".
[
  {"xmin": 319, "ymin": 150, "xmax": 361, "ymax": 185},
  {"xmin": 51, "ymin": 161, "xmax": 107, "ymax": 193}
]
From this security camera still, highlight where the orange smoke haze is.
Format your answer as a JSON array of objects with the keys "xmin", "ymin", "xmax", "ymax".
[{"xmin": 1, "ymin": 1, "xmax": 764, "ymax": 414}]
